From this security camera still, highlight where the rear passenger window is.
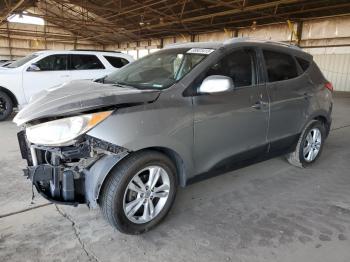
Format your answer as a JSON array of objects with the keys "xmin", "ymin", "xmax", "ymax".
[
  {"xmin": 205, "ymin": 49, "xmax": 255, "ymax": 88},
  {"xmin": 296, "ymin": 57, "xmax": 310, "ymax": 72},
  {"xmin": 104, "ymin": 56, "xmax": 129, "ymax": 68},
  {"xmin": 263, "ymin": 50, "xmax": 298, "ymax": 82},
  {"xmin": 70, "ymin": 55, "xmax": 105, "ymax": 70}
]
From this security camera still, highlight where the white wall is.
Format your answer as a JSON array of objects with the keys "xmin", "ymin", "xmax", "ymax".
[{"xmin": 311, "ymin": 54, "xmax": 350, "ymax": 92}]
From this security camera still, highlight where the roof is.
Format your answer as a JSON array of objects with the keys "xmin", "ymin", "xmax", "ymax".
[
  {"xmin": 32, "ymin": 50, "xmax": 129, "ymax": 56},
  {"xmin": 1, "ymin": 0, "xmax": 350, "ymax": 44},
  {"xmin": 165, "ymin": 37, "xmax": 300, "ymax": 49},
  {"xmin": 164, "ymin": 37, "xmax": 310, "ymax": 59},
  {"xmin": 165, "ymin": 41, "xmax": 223, "ymax": 50}
]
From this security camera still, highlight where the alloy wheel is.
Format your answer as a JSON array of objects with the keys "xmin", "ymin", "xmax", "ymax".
[
  {"xmin": 123, "ymin": 165, "xmax": 170, "ymax": 224},
  {"xmin": 303, "ymin": 128, "xmax": 322, "ymax": 162}
]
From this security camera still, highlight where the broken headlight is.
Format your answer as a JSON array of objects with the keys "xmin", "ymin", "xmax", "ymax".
[{"xmin": 26, "ymin": 111, "xmax": 112, "ymax": 146}]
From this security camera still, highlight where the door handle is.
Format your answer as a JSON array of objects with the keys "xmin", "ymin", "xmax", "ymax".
[{"xmin": 60, "ymin": 75, "xmax": 70, "ymax": 77}]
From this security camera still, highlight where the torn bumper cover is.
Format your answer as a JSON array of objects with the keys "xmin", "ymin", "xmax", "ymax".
[{"xmin": 18, "ymin": 131, "xmax": 129, "ymax": 207}]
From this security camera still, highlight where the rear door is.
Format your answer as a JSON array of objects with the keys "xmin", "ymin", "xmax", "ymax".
[
  {"xmin": 261, "ymin": 49, "xmax": 309, "ymax": 151},
  {"xmin": 69, "ymin": 54, "xmax": 107, "ymax": 81},
  {"xmin": 22, "ymin": 54, "xmax": 70, "ymax": 102},
  {"xmin": 192, "ymin": 47, "xmax": 269, "ymax": 175}
]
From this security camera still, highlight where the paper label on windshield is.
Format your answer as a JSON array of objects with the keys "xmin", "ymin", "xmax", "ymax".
[{"xmin": 187, "ymin": 48, "xmax": 214, "ymax": 55}]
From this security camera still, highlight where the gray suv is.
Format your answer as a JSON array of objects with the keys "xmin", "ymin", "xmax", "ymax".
[{"xmin": 14, "ymin": 38, "xmax": 333, "ymax": 234}]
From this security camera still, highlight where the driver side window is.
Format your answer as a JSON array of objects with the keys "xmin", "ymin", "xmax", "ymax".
[
  {"xmin": 186, "ymin": 48, "xmax": 257, "ymax": 96},
  {"xmin": 35, "ymin": 55, "xmax": 68, "ymax": 71},
  {"xmin": 206, "ymin": 49, "xmax": 255, "ymax": 88}
]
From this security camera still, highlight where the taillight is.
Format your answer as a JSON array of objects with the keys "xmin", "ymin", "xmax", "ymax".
[{"xmin": 325, "ymin": 82, "xmax": 333, "ymax": 92}]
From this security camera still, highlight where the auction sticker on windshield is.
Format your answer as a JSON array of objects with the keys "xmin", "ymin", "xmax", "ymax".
[{"xmin": 186, "ymin": 48, "xmax": 214, "ymax": 55}]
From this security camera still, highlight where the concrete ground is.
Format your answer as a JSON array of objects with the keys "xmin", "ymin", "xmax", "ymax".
[{"xmin": 1, "ymin": 97, "xmax": 350, "ymax": 262}]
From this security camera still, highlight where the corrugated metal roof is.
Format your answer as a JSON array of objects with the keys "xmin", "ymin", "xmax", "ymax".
[{"xmin": 2, "ymin": 0, "xmax": 350, "ymax": 44}]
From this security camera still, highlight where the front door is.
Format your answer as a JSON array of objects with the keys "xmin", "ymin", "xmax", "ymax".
[
  {"xmin": 192, "ymin": 48, "xmax": 269, "ymax": 175},
  {"xmin": 22, "ymin": 54, "xmax": 70, "ymax": 102}
]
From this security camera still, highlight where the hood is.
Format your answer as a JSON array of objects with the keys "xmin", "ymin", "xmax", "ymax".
[{"xmin": 14, "ymin": 80, "xmax": 160, "ymax": 126}]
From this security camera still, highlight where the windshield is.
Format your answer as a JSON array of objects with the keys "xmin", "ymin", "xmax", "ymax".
[
  {"xmin": 104, "ymin": 48, "xmax": 212, "ymax": 89},
  {"xmin": 5, "ymin": 53, "xmax": 38, "ymax": 68}
]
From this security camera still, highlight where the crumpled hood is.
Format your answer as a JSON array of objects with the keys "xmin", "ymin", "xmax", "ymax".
[{"xmin": 14, "ymin": 80, "xmax": 160, "ymax": 126}]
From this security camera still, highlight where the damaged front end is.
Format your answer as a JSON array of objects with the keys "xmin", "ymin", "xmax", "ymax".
[
  {"xmin": 18, "ymin": 131, "xmax": 128, "ymax": 207},
  {"xmin": 13, "ymin": 80, "xmax": 161, "ymax": 208}
]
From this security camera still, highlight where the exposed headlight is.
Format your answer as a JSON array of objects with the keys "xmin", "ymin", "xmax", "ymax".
[{"xmin": 26, "ymin": 111, "xmax": 112, "ymax": 146}]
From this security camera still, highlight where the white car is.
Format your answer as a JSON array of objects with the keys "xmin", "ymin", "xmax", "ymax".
[{"xmin": 0, "ymin": 50, "xmax": 134, "ymax": 120}]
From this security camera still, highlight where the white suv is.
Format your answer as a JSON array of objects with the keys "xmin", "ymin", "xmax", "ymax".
[{"xmin": 0, "ymin": 50, "xmax": 134, "ymax": 120}]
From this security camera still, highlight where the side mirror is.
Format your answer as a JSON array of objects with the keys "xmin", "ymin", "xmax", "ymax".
[
  {"xmin": 27, "ymin": 63, "xmax": 41, "ymax": 72},
  {"xmin": 198, "ymin": 75, "xmax": 234, "ymax": 94}
]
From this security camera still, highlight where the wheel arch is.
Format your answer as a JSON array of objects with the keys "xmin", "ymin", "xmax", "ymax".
[
  {"xmin": 301, "ymin": 109, "xmax": 331, "ymax": 137},
  {"xmin": 136, "ymin": 146, "xmax": 187, "ymax": 188},
  {"xmin": 87, "ymin": 147, "xmax": 187, "ymax": 208},
  {"xmin": 0, "ymin": 86, "xmax": 18, "ymax": 107},
  {"xmin": 313, "ymin": 115, "xmax": 330, "ymax": 135}
]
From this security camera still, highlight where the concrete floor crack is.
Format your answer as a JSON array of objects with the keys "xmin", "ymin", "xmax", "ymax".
[
  {"xmin": 331, "ymin": 124, "xmax": 350, "ymax": 131},
  {"xmin": 0, "ymin": 203, "xmax": 52, "ymax": 219},
  {"xmin": 54, "ymin": 205, "xmax": 100, "ymax": 262}
]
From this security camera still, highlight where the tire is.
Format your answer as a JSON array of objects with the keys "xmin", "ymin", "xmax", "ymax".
[
  {"xmin": 286, "ymin": 120, "xmax": 326, "ymax": 168},
  {"xmin": 0, "ymin": 91, "xmax": 13, "ymax": 121},
  {"xmin": 99, "ymin": 150, "xmax": 178, "ymax": 234}
]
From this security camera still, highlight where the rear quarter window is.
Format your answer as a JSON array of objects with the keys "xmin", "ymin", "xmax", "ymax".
[
  {"xmin": 104, "ymin": 56, "xmax": 130, "ymax": 68},
  {"xmin": 296, "ymin": 57, "xmax": 310, "ymax": 72}
]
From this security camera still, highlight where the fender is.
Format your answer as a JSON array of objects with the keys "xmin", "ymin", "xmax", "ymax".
[
  {"xmin": 301, "ymin": 108, "xmax": 332, "ymax": 135},
  {"xmin": 84, "ymin": 153, "xmax": 128, "ymax": 208}
]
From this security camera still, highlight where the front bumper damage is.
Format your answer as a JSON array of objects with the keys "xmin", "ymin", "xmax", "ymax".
[{"xmin": 18, "ymin": 131, "xmax": 129, "ymax": 207}]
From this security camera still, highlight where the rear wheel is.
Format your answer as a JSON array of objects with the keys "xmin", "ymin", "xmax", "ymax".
[
  {"xmin": 286, "ymin": 120, "xmax": 326, "ymax": 167},
  {"xmin": 99, "ymin": 151, "xmax": 177, "ymax": 234},
  {"xmin": 0, "ymin": 91, "xmax": 13, "ymax": 121}
]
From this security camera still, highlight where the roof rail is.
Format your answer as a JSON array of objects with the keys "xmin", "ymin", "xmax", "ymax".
[
  {"xmin": 70, "ymin": 49, "xmax": 121, "ymax": 53},
  {"xmin": 265, "ymin": 40, "xmax": 301, "ymax": 50},
  {"xmin": 224, "ymin": 37, "xmax": 301, "ymax": 50}
]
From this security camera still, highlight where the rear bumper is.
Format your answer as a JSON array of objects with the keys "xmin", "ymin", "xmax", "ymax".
[{"xmin": 18, "ymin": 131, "xmax": 128, "ymax": 207}]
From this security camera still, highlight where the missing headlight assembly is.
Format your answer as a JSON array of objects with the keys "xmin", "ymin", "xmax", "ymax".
[{"xmin": 18, "ymin": 131, "xmax": 129, "ymax": 206}]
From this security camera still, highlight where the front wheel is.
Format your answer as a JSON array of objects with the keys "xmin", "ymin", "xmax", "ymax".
[
  {"xmin": 99, "ymin": 151, "xmax": 177, "ymax": 234},
  {"xmin": 0, "ymin": 91, "xmax": 13, "ymax": 121},
  {"xmin": 286, "ymin": 120, "xmax": 326, "ymax": 167}
]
